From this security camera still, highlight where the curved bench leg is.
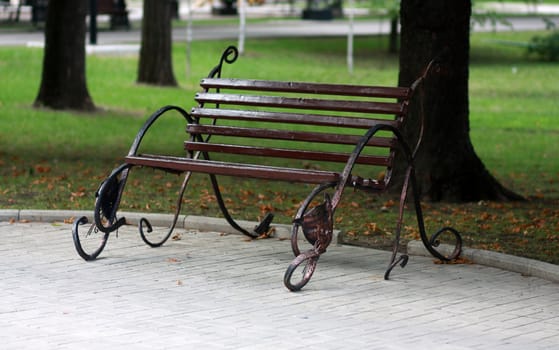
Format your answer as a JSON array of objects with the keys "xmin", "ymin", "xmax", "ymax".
[
  {"xmin": 209, "ymin": 173, "xmax": 272, "ymax": 239},
  {"xmin": 72, "ymin": 163, "xmax": 130, "ymax": 261},
  {"xmin": 384, "ymin": 166, "xmax": 463, "ymax": 280},
  {"xmin": 284, "ymin": 192, "xmax": 334, "ymax": 291},
  {"xmin": 72, "ymin": 216, "xmax": 109, "ymax": 261},
  {"xmin": 409, "ymin": 168, "xmax": 463, "ymax": 262},
  {"xmin": 384, "ymin": 166, "xmax": 412, "ymax": 280},
  {"xmin": 139, "ymin": 170, "xmax": 193, "ymax": 247},
  {"xmin": 284, "ymin": 250, "xmax": 320, "ymax": 292}
]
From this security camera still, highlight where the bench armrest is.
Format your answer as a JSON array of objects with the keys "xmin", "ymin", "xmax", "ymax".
[
  {"xmin": 331, "ymin": 123, "xmax": 414, "ymax": 209},
  {"xmin": 127, "ymin": 105, "xmax": 191, "ymax": 157}
]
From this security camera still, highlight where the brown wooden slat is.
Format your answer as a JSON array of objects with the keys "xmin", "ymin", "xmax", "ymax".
[
  {"xmin": 184, "ymin": 142, "xmax": 391, "ymax": 166},
  {"xmin": 200, "ymin": 78, "xmax": 411, "ymax": 99},
  {"xmin": 195, "ymin": 93, "xmax": 404, "ymax": 115},
  {"xmin": 190, "ymin": 108, "xmax": 400, "ymax": 130},
  {"xmin": 187, "ymin": 124, "xmax": 395, "ymax": 148},
  {"xmin": 125, "ymin": 155, "xmax": 340, "ymax": 184}
]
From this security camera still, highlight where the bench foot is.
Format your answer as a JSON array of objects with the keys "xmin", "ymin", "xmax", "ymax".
[
  {"xmin": 384, "ymin": 226, "xmax": 462, "ymax": 280},
  {"xmin": 253, "ymin": 212, "xmax": 274, "ymax": 237},
  {"xmin": 384, "ymin": 254, "xmax": 409, "ymax": 280},
  {"xmin": 423, "ymin": 226, "xmax": 463, "ymax": 261},
  {"xmin": 139, "ymin": 169, "xmax": 194, "ymax": 248},
  {"xmin": 285, "ymin": 188, "xmax": 334, "ymax": 291},
  {"xmin": 383, "ymin": 166, "xmax": 463, "ymax": 279},
  {"xmin": 411, "ymin": 172, "xmax": 463, "ymax": 265},
  {"xmin": 72, "ymin": 216, "xmax": 110, "ymax": 261},
  {"xmin": 284, "ymin": 251, "xmax": 320, "ymax": 292},
  {"xmin": 72, "ymin": 164, "xmax": 130, "ymax": 261},
  {"xmin": 138, "ymin": 217, "xmax": 176, "ymax": 248}
]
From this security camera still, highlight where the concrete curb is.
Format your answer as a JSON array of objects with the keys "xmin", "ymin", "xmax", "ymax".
[
  {"xmin": 407, "ymin": 240, "xmax": 559, "ymax": 283},
  {"xmin": 0, "ymin": 209, "xmax": 296, "ymax": 240},
  {"xmin": 1, "ymin": 209, "xmax": 557, "ymax": 283}
]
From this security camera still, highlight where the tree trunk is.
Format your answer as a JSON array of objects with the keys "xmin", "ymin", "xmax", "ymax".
[
  {"xmin": 34, "ymin": 0, "xmax": 95, "ymax": 111},
  {"xmin": 394, "ymin": 0, "xmax": 522, "ymax": 202},
  {"xmin": 137, "ymin": 0, "xmax": 177, "ymax": 86},
  {"xmin": 388, "ymin": 16, "xmax": 399, "ymax": 54}
]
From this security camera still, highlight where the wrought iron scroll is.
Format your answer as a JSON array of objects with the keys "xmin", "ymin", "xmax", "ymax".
[
  {"xmin": 202, "ymin": 45, "xmax": 272, "ymax": 239},
  {"xmin": 284, "ymin": 52, "xmax": 464, "ymax": 289},
  {"xmin": 384, "ymin": 53, "xmax": 463, "ymax": 279},
  {"xmin": 128, "ymin": 105, "xmax": 192, "ymax": 157},
  {"xmin": 126, "ymin": 105, "xmax": 195, "ymax": 247},
  {"xmin": 284, "ymin": 124, "xmax": 393, "ymax": 291},
  {"xmin": 207, "ymin": 45, "xmax": 239, "ymax": 79},
  {"xmin": 284, "ymin": 191, "xmax": 334, "ymax": 292}
]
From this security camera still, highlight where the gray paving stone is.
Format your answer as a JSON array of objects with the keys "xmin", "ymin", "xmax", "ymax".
[{"xmin": 1, "ymin": 221, "xmax": 558, "ymax": 349}]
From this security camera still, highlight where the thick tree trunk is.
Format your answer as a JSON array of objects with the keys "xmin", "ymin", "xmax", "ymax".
[
  {"xmin": 137, "ymin": 0, "xmax": 177, "ymax": 86},
  {"xmin": 34, "ymin": 0, "xmax": 94, "ymax": 111},
  {"xmin": 388, "ymin": 16, "xmax": 399, "ymax": 54},
  {"xmin": 394, "ymin": 0, "xmax": 522, "ymax": 202}
]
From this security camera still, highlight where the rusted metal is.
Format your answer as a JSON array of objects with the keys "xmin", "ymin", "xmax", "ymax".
[
  {"xmin": 285, "ymin": 54, "xmax": 463, "ymax": 289},
  {"xmin": 382, "ymin": 56, "xmax": 463, "ymax": 280},
  {"xmin": 284, "ymin": 193, "xmax": 333, "ymax": 291}
]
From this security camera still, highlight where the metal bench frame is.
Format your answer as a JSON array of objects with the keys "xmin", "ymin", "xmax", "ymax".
[{"xmin": 72, "ymin": 46, "xmax": 462, "ymax": 291}]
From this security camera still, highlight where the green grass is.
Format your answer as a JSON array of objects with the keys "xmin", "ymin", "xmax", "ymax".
[
  {"xmin": 469, "ymin": 31, "xmax": 559, "ymax": 191},
  {"xmin": 1, "ymin": 31, "xmax": 558, "ymax": 264}
]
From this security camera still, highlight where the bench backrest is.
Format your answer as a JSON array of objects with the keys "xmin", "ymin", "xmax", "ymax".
[
  {"xmin": 185, "ymin": 46, "xmax": 438, "ymax": 190},
  {"xmin": 184, "ymin": 47, "xmax": 427, "ymax": 191}
]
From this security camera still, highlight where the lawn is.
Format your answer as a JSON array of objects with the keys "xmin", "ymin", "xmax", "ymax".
[{"xmin": 0, "ymin": 30, "xmax": 558, "ymax": 264}]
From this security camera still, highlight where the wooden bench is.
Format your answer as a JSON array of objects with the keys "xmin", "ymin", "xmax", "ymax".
[
  {"xmin": 72, "ymin": 46, "xmax": 462, "ymax": 291},
  {"xmin": 96, "ymin": 0, "xmax": 129, "ymax": 30}
]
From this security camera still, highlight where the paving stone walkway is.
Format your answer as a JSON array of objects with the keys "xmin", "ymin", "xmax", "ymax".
[{"xmin": 1, "ymin": 221, "xmax": 558, "ymax": 349}]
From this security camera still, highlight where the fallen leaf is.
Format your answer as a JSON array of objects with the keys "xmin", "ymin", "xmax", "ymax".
[
  {"xmin": 383, "ymin": 199, "xmax": 395, "ymax": 208},
  {"xmin": 34, "ymin": 165, "xmax": 51, "ymax": 173},
  {"xmin": 256, "ymin": 227, "xmax": 275, "ymax": 239},
  {"xmin": 172, "ymin": 233, "xmax": 182, "ymax": 241}
]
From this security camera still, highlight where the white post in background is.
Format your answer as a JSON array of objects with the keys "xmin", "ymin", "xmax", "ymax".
[
  {"xmin": 238, "ymin": 0, "xmax": 246, "ymax": 55},
  {"xmin": 186, "ymin": 0, "xmax": 193, "ymax": 78},
  {"xmin": 347, "ymin": 0, "xmax": 354, "ymax": 74}
]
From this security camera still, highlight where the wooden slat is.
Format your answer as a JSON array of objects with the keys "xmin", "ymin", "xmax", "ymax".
[
  {"xmin": 125, "ymin": 155, "xmax": 340, "ymax": 184},
  {"xmin": 195, "ymin": 93, "xmax": 405, "ymax": 115},
  {"xmin": 200, "ymin": 78, "xmax": 411, "ymax": 99},
  {"xmin": 190, "ymin": 108, "xmax": 400, "ymax": 130},
  {"xmin": 187, "ymin": 124, "xmax": 395, "ymax": 148},
  {"xmin": 184, "ymin": 142, "xmax": 391, "ymax": 166}
]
